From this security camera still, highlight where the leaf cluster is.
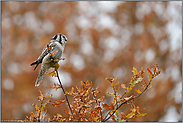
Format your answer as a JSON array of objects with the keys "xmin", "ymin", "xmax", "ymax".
[{"xmin": 21, "ymin": 64, "xmax": 161, "ymax": 122}]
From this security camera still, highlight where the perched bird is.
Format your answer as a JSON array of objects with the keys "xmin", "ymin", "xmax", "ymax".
[{"xmin": 30, "ymin": 34, "xmax": 67, "ymax": 86}]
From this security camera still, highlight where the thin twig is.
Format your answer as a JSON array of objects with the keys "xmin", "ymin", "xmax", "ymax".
[
  {"xmin": 103, "ymin": 82, "xmax": 119, "ymax": 121},
  {"xmin": 38, "ymin": 101, "xmax": 43, "ymax": 122},
  {"xmin": 56, "ymin": 70, "xmax": 74, "ymax": 117},
  {"xmin": 113, "ymin": 86, "xmax": 118, "ymax": 109},
  {"xmin": 91, "ymin": 90, "xmax": 103, "ymax": 122},
  {"xmin": 102, "ymin": 79, "xmax": 152, "ymax": 122}
]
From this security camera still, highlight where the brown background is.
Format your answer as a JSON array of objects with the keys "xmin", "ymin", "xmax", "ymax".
[{"xmin": 1, "ymin": 1, "xmax": 182, "ymax": 122}]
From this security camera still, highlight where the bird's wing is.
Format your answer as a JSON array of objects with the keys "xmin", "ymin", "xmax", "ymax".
[{"xmin": 37, "ymin": 40, "xmax": 56, "ymax": 62}]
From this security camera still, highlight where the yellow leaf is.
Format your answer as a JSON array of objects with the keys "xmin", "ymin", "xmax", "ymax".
[
  {"xmin": 135, "ymin": 89, "xmax": 142, "ymax": 94},
  {"xmin": 136, "ymin": 106, "xmax": 140, "ymax": 113},
  {"xmin": 126, "ymin": 87, "xmax": 131, "ymax": 93},
  {"xmin": 126, "ymin": 112, "xmax": 135, "ymax": 118},
  {"xmin": 121, "ymin": 83, "xmax": 126, "ymax": 89},
  {"xmin": 148, "ymin": 72, "xmax": 153, "ymax": 81},
  {"xmin": 138, "ymin": 113, "xmax": 147, "ymax": 116},
  {"xmin": 105, "ymin": 78, "xmax": 111, "ymax": 84},
  {"xmin": 115, "ymin": 110, "xmax": 119, "ymax": 118},
  {"xmin": 132, "ymin": 67, "xmax": 137, "ymax": 75},
  {"xmin": 114, "ymin": 77, "xmax": 117, "ymax": 83},
  {"xmin": 46, "ymin": 71, "xmax": 56, "ymax": 77},
  {"xmin": 68, "ymin": 87, "xmax": 74, "ymax": 95},
  {"xmin": 107, "ymin": 92, "xmax": 115, "ymax": 97},
  {"xmin": 132, "ymin": 108, "xmax": 136, "ymax": 113},
  {"xmin": 84, "ymin": 90, "xmax": 89, "ymax": 96}
]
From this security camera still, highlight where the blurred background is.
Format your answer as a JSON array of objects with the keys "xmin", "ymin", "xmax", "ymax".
[{"xmin": 1, "ymin": 1, "xmax": 182, "ymax": 122}]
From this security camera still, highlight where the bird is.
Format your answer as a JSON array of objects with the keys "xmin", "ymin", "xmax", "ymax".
[{"xmin": 30, "ymin": 34, "xmax": 67, "ymax": 87}]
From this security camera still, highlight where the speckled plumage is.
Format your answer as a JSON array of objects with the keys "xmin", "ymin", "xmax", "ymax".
[{"xmin": 30, "ymin": 34, "xmax": 67, "ymax": 86}]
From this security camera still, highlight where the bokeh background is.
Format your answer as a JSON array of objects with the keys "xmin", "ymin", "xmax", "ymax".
[{"xmin": 1, "ymin": 1, "xmax": 182, "ymax": 122}]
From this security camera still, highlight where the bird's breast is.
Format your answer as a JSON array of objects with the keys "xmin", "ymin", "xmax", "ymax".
[{"xmin": 53, "ymin": 42, "xmax": 63, "ymax": 59}]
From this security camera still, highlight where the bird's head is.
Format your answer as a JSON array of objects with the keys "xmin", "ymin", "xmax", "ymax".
[{"xmin": 52, "ymin": 34, "xmax": 67, "ymax": 45}]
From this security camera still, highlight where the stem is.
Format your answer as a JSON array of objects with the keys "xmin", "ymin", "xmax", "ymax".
[
  {"xmin": 38, "ymin": 100, "xmax": 43, "ymax": 122},
  {"xmin": 91, "ymin": 90, "xmax": 103, "ymax": 122},
  {"xmin": 56, "ymin": 70, "xmax": 74, "ymax": 117}
]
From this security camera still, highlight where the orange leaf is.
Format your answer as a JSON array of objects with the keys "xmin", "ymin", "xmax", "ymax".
[
  {"xmin": 102, "ymin": 103, "xmax": 114, "ymax": 110},
  {"xmin": 135, "ymin": 89, "xmax": 142, "ymax": 94},
  {"xmin": 121, "ymin": 112, "xmax": 126, "ymax": 119},
  {"xmin": 107, "ymin": 92, "xmax": 116, "ymax": 97},
  {"xmin": 52, "ymin": 100, "xmax": 65, "ymax": 107}
]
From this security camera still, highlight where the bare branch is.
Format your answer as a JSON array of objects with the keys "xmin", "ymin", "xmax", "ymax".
[{"xmin": 56, "ymin": 70, "xmax": 74, "ymax": 118}]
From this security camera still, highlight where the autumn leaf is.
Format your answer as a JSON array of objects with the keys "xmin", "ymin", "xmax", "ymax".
[
  {"xmin": 50, "ymin": 83, "xmax": 61, "ymax": 90},
  {"xmin": 66, "ymin": 87, "xmax": 74, "ymax": 95},
  {"xmin": 147, "ymin": 68, "xmax": 153, "ymax": 81},
  {"xmin": 54, "ymin": 63, "xmax": 60, "ymax": 71},
  {"xmin": 135, "ymin": 89, "xmax": 142, "ymax": 94},
  {"xmin": 138, "ymin": 113, "xmax": 147, "ymax": 116},
  {"xmin": 44, "ymin": 94, "xmax": 53, "ymax": 99},
  {"xmin": 52, "ymin": 100, "xmax": 65, "ymax": 107},
  {"xmin": 121, "ymin": 112, "xmax": 126, "ymax": 119},
  {"xmin": 59, "ymin": 58, "xmax": 65, "ymax": 61},
  {"xmin": 124, "ymin": 95, "xmax": 133, "ymax": 101},
  {"xmin": 105, "ymin": 78, "xmax": 112, "ymax": 84},
  {"xmin": 115, "ymin": 110, "xmax": 119, "ymax": 118},
  {"xmin": 46, "ymin": 71, "xmax": 57, "ymax": 77},
  {"xmin": 126, "ymin": 87, "xmax": 131, "ymax": 93},
  {"xmin": 102, "ymin": 103, "xmax": 114, "ymax": 110},
  {"xmin": 37, "ymin": 91, "xmax": 44, "ymax": 101},
  {"xmin": 121, "ymin": 83, "xmax": 126, "ymax": 89},
  {"xmin": 132, "ymin": 67, "xmax": 138, "ymax": 75},
  {"xmin": 126, "ymin": 112, "xmax": 135, "ymax": 118}
]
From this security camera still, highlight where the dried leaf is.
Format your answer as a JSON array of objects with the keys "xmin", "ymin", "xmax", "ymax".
[
  {"xmin": 107, "ymin": 92, "xmax": 115, "ymax": 97},
  {"xmin": 121, "ymin": 83, "xmax": 126, "ymax": 89},
  {"xmin": 126, "ymin": 112, "xmax": 135, "ymax": 118},
  {"xmin": 124, "ymin": 95, "xmax": 133, "ymax": 101},
  {"xmin": 46, "ymin": 71, "xmax": 57, "ymax": 77},
  {"xmin": 52, "ymin": 100, "xmax": 65, "ymax": 107},
  {"xmin": 132, "ymin": 67, "xmax": 137, "ymax": 75},
  {"xmin": 121, "ymin": 112, "xmax": 126, "ymax": 119},
  {"xmin": 138, "ymin": 113, "xmax": 147, "ymax": 116},
  {"xmin": 102, "ymin": 103, "xmax": 114, "ymax": 110},
  {"xmin": 135, "ymin": 89, "xmax": 142, "ymax": 94}
]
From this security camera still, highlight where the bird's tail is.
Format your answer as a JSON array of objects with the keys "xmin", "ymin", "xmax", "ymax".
[
  {"xmin": 35, "ymin": 66, "xmax": 47, "ymax": 87},
  {"xmin": 30, "ymin": 61, "xmax": 39, "ymax": 71}
]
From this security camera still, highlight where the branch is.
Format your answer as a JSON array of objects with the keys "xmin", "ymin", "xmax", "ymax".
[
  {"xmin": 91, "ymin": 89, "xmax": 103, "ymax": 122},
  {"xmin": 103, "ymin": 84, "xmax": 126, "ymax": 121},
  {"xmin": 102, "ymin": 79, "xmax": 152, "ymax": 122},
  {"xmin": 56, "ymin": 70, "xmax": 74, "ymax": 117},
  {"xmin": 38, "ymin": 101, "xmax": 43, "ymax": 122}
]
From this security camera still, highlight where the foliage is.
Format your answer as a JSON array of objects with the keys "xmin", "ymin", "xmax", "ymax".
[{"xmin": 20, "ymin": 64, "xmax": 161, "ymax": 122}]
